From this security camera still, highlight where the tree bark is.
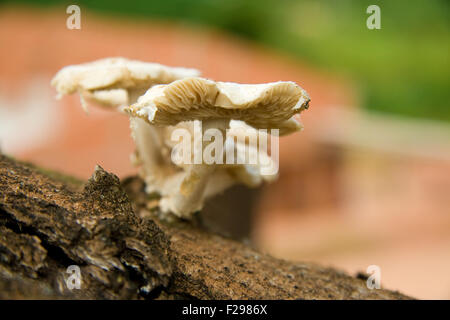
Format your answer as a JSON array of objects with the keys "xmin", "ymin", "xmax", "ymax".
[{"xmin": 0, "ymin": 154, "xmax": 411, "ymax": 299}]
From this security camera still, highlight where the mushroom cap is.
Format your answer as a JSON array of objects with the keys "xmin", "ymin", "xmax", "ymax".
[
  {"xmin": 125, "ymin": 77, "xmax": 310, "ymax": 135},
  {"xmin": 51, "ymin": 57, "xmax": 200, "ymax": 104}
]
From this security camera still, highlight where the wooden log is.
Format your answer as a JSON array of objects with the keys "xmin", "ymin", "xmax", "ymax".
[{"xmin": 0, "ymin": 155, "xmax": 411, "ymax": 299}]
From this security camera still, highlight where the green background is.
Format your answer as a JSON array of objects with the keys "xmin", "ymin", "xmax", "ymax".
[{"xmin": 4, "ymin": 0, "xmax": 450, "ymax": 122}]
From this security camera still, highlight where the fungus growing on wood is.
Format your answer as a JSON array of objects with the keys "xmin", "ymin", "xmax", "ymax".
[
  {"xmin": 125, "ymin": 77, "xmax": 310, "ymax": 218},
  {"xmin": 51, "ymin": 57, "xmax": 200, "ymax": 198},
  {"xmin": 51, "ymin": 57, "xmax": 200, "ymax": 110},
  {"xmin": 52, "ymin": 60, "xmax": 310, "ymax": 220}
]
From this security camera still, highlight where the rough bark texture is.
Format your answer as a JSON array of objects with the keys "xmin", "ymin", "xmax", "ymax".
[{"xmin": 0, "ymin": 154, "xmax": 411, "ymax": 300}]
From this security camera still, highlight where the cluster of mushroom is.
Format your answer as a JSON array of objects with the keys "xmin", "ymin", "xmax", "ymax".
[{"xmin": 52, "ymin": 57, "xmax": 310, "ymax": 219}]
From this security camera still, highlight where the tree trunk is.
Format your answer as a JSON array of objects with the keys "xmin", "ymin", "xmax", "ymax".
[{"xmin": 0, "ymin": 154, "xmax": 411, "ymax": 299}]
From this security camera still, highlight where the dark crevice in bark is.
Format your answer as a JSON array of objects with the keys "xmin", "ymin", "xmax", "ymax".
[{"xmin": 0, "ymin": 208, "xmax": 79, "ymax": 269}]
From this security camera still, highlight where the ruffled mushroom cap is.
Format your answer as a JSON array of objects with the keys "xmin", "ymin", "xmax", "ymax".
[
  {"xmin": 124, "ymin": 78, "xmax": 310, "ymax": 217},
  {"xmin": 51, "ymin": 57, "xmax": 200, "ymax": 108},
  {"xmin": 125, "ymin": 77, "xmax": 310, "ymax": 135},
  {"xmin": 51, "ymin": 59, "xmax": 311, "ymax": 219}
]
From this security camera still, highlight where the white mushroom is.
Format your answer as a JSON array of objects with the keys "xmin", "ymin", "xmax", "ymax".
[
  {"xmin": 125, "ymin": 77, "xmax": 310, "ymax": 218},
  {"xmin": 52, "ymin": 60, "xmax": 310, "ymax": 220},
  {"xmin": 51, "ymin": 57, "xmax": 200, "ymax": 110},
  {"xmin": 51, "ymin": 57, "xmax": 201, "ymax": 191}
]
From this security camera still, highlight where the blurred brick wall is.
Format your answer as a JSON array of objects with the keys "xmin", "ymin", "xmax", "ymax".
[
  {"xmin": 0, "ymin": 6, "xmax": 353, "ymax": 178},
  {"xmin": 2, "ymin": 6, "xmax": 449, "ymax": 299}
]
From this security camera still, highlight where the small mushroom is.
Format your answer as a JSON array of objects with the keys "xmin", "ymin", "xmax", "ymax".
[
  {"xmin": 125, "ymin": 77, "xmax": 310, "ymax": 218},
  {"xmin": 51, "ymin": 58, "xmax": 201, "ymax": 192},
  {"xmin": 52, "ymin": 60, "xmax": 310, "ymax": 220},
  {"xmin": 51, "ymin": 57, "xmax": 200, "ymax": 110}
]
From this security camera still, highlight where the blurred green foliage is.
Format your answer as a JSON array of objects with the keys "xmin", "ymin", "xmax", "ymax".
[{"xmin": 5, "ymin": 0, "xmax": 450, "ymax": 121}]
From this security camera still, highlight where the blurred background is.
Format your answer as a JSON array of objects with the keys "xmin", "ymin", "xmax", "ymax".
[{"xmin": 0, "ymin": 0, "xmax": 449, "ymax": 299}]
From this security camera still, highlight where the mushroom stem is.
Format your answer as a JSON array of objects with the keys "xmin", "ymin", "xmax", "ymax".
[
  {"xmin": 128, "ymin": 88, "xmax": 176, "ymax": 193},
  {"xmin": 160, "ymin": 118, "xmax": 230, "ymax": 218},
  {"xmin": 130, "ymin": 118, "xmax": 169, "ymax": 192}
]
